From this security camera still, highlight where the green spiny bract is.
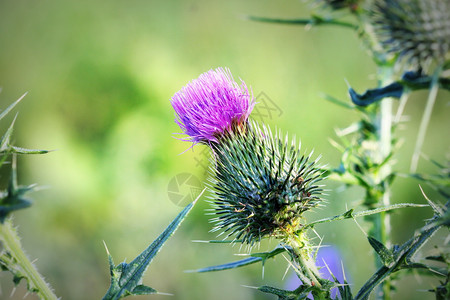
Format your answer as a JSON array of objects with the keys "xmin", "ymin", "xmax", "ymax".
[
  {"xmin": 208, "ymin": 121, "xmax": 325, "ymax": 245},
  {"xmin": 372, "ymin": 0, "xmax": 450, "ymax": 71}
]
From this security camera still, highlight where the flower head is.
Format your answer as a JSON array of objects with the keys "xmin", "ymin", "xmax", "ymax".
[
  {"xmin": 171, "ymin": 67, "xmax": 254, "ymax": 145},
  {"xmin": 372, "ymin": 0, "xmax": 450, "ymax": 71},
  {"xmin": 209, "ymin": 122, "xmax": 325, "ymax": 245}
]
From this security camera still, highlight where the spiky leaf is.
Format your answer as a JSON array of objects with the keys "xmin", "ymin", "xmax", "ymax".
[
  {"xmin": 102, "ymin": 195, "xmax": 200, "ymax": 300},
  {"xmin": 188, "ymin": 244, "xmax": 289, "ymax": 273}
]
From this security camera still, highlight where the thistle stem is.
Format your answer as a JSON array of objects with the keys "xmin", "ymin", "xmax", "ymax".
[
  {"xmin": 288, "ymin": 234, "xmax": 322, "ymax": 289},
  {"xmin": 0, "ymin": 218, "xmax": 58, "ymax": 300},
  {"xmin": 369, "ymin": 64, "xmax": 395, "ymax": 300}
]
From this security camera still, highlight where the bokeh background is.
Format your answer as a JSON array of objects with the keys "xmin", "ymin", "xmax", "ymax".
[{"xmin": 0, "ymin": 1, "xmax": 448, "ymax": 299}]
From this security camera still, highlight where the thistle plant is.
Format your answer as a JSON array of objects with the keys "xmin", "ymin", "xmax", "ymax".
[
  {"xmin": 0, "ymin": 1, "xmax": 448, "ymax": 299},
  {"xmin": 170, "ymin": 62, "xmax": 443, "ymax": 299}
]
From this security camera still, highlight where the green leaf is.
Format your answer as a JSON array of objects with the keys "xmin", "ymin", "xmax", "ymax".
[
  {"xmin": 187, "ymin": 244, "xmax": 289, "ymax": 273},
  {"xmin": 303, "ymin": 203, "xmax": 427, "ymax": 231},
  {"xmin": 258, "ymin": 285, "xmax": 307, "ymax": 300},
  {"xmin": 131, "ymin": 285, "xmax": 157, "ymax": 295},
  {"xmin": 348, "ymin": 83, "xmax": 404, "ymax": 107},
  {"xmin": 0, "ymin": 156, "xmax": 36, "ymax": 223},
  {"xmin": 102, "ymin": 191, "xmax": 202, "ymax": 300},
  {"xmin": 322, "ymin": 93, "xmax": 356, "ymax": 110},
  {"xmin": 187, "ymin": 256, "xmax": 262, "ymax": 273},
  {"xmin": 10, "ymin": 146, "xmax": 50, "ymax": 155},
  {"xmin": 367, "ymin": 237, "xmax": 394, "ymax": 266},
  {"xmin": 355, "ymin": 201, "xmax": 448, "ymax": 300},
  {"xmin": 246, "ymin": 15, "xmax": 358, "ymax": 29},
  {"xmin": 0, "ymin": 114, "xmax": 17, "ymax": 153}
]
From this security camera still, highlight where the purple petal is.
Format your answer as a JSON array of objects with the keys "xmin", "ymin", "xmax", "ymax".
[{"xmin": 171, "ymin": 67, "xmax": 255, "ymax": 144}]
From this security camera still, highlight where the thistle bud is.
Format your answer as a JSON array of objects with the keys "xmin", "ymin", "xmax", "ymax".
[
  {"xmin": 209, "ymin": 122, "xmax": 325, "ymax": 245},
  {"xmin": 372, "ymin": 0, "xmax": 450, "ymax": 71}
]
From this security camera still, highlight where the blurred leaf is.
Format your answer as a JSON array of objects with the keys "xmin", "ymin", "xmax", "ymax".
[
  {"xmin": 0, "ymin": 92, "xmax": 26, "ymax": 121},
  {"xmin": 348, "ymin": 71, "xmax": 450, "ymax": 107},
  {"xmin": 0, "ymin": 114, "xmax": 17, "ymax": 153},
  {"xmin": 348, "ymin": 83, "xmax": 404, "ymax": 107},
  {"xmin": 0, "ymin": 97, "xmax": 49, "ymax": 155},
  {"xmin": 401, "ymin": 71, "xmax": 450, "ymax": 91},
  {"xmin": 246, "ymin": 15, "xmax": 357, "ymax": 29},
  {"xmin": 102, "ymin": 192, "xmax": 201, "ymax": 300}
]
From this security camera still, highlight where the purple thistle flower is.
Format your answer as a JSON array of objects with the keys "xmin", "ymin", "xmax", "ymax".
[{"xmin": 171, "ymin": 67, "xmax": 255, "ymax": 144}]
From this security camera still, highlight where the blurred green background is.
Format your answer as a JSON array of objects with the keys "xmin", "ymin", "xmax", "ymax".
[{"xmin": 0, "ymin": 1, "xmax": 448, "ymax": 299}]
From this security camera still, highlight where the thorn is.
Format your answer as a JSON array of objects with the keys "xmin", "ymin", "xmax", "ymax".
[
  {"xmin": 353, "ymin": 218, "xmax": 367, "ymax": 236},
  {"xmin": 10, "ymin": 286, "xmax": 16, "ymax": 298},
  {"xmin": 241, "ymin": 285, "xmax": 259, "ymax": 290},
  {"xmin": 192, "ymin": 187, "xmax": 206, "ymax": 205},
  {"xmin": 156, "ymin": 292, "xmax": 174, "ymax": 296},
  {"xmin": 103, "ymin": 240, "xmax": 110, "ymax": 256},
  {"xmin": 344, "ymin": 78, "xmax": 351, "ymax": 89},
  {"xmin": 321, "ymin": 257, "xmax": 333, "ymax": 279},
  {"xmin": 341, "ymin": 260, "xmax": 347, "ymax": 282},
  {"xmin": 282, "ymin": 263, "xmax": 291, "ymax": 281}
]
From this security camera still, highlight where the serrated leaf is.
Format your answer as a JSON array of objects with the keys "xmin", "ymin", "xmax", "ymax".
[
  {"xmin": 102, "ymin": 192, "xmax": 202, "ymax": 300},
  {"xmin": 322, "ymin": 93, "xmax": 356, "ymax": 110},
  {"xmin": 367, "ymin": 236, "xmax": 394, "ymax": 266}
]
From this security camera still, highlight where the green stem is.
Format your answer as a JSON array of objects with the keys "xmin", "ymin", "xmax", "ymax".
[
  {"xmin": 287, "ymin": 234, "xmax": 322, "ymax": 288},
  {"xmin": 0, "ymin": 218, "xmax": 58, "ymax": 300},
  {"xmin": 376, "ymin": 65, "xmax": 394, "ymax": 300}
]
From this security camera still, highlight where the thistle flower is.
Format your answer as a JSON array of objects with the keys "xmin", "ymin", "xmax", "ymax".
[
  {"xmin": 171, "ymin": 67, "xmax": 254, "ymax": 145},
  {"xmin": 209, "ymin": 122, "xmax": 325, "ymax": 245},
  {"xmin": 372, "ymin": 0, "xmax": 450, "ymax": 71}
]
